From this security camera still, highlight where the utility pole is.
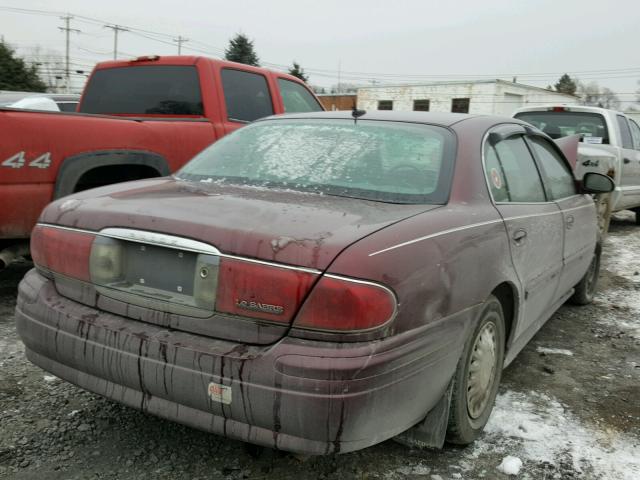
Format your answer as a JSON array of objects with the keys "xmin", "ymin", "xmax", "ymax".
[
  {"xmin": 173, "ymin": 36, "xmax": 189, "ymax": 55},
  {"xmin": 337, "ymin": 59, "xmax": 342, "ymax": 94},
  {"xmin": 105, "ymin": 24, "xmax": 128, "ymax": 60},
  {"xmin": 59, "ymin": 15, "xmax": 80, "ymax": 93}
]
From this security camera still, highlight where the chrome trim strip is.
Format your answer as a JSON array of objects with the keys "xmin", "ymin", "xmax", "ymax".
[
  {"xmin": 221, "ymin": 254, "xmax": 321, "ymax": 274},
  {"xmin": 100, "ymin": 227, "xmax": 221, "ymax": 255},
  {"xmin": 37, "ymin": 224, "xmax": 322, "ymax": 275},
  {"xmin": 368, "ymin": 219, "xmax": 503, "ymax": 257}
]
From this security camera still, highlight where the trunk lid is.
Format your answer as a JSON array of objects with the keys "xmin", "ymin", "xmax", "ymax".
[{"xmin": 42, "ymin": 178, "xmax": 437, "ymax": 344}]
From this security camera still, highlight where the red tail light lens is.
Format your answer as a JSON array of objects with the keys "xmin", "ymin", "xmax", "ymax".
[
  {"xmin": 215, "ymin": 257, "xmax": 317, "ymax": 323},
  {"xmin": 31, "ymin": 225, "xmax": 95, "ymax": 281},
  {"xmin": 294, "ymin": 275, "xmax": 397, "ymax": 332}
]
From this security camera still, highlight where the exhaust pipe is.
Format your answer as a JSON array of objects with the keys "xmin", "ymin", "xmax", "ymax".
[{"xmin": 0, "ymin": 243, "xmax": 30, "ymax": 270}]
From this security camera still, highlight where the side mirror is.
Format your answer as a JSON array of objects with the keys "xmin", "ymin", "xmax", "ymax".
[{"xmin": 581, "ymin": 172, "xmax": 615, "ymax": 194}]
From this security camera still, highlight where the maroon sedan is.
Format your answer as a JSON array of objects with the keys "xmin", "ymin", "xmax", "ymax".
[{"xmin": 16, "ymin": 111, "xmax": 614, "ymax": 454}]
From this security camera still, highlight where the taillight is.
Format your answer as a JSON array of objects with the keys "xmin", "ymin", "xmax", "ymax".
[
  {"xmin": 293, "ymin": 275, "xmax": 397, "ymax": 332},
  {"xmin": 215, "ymin": 257, "xmax": 317, "ymax": 323},
  {"xmin": 31, "ymin": 225, "xmax": 95, "ymax": 281}
]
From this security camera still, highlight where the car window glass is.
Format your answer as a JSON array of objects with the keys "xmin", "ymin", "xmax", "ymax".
[
  {"xmin": 616, "ymin": 115, "xmax": 633, "ymax": 149},
  {"xmin": 80, "ymin": 65, "xmax": 204, "ymax": 115},
  {"xmin": 492, "ymin": 136, "xmax": 546, "ymax": 202},
  {"xmin": 277, "ymin": 79, "xmax": 323, "ymax": 113},
  {"xmin": 484, "ymin": 144, "xmax": 509, "ymax": 202},
  {"xmin": 514, "ymin": 111, "xmax": 609, "ymax": 144},
  {"xmin": 629, "ymin": 119, "xmax": 640, "ymax": 150},
  {"xmin": 529, "ymin": 137, "xmax": 576, "ymax": 199},
  {"xmin": 221, "ymin": 69, "xmax": 274, "ymax": 122},
  {"xmin": 179, "ymin": 119, "xmax": 456, "ymax": 204}
]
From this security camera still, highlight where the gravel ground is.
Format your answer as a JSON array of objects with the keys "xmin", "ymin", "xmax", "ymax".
[{"xmin": 1, "ymin": 213, "xmax": 638, "ymax": 480}]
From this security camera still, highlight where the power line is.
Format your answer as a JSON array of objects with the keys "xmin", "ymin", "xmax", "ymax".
[
  {"xmin": 58, "ymin": 14, "xmax": 80, "ymax": 93},
  {"xmin": 2, "ymin": 4, "xmax": 640, "ymax": 90},
  {"xmin": 104, "ymin": 24, "xmax": 128, "ymax": 60},
  {"xmin": 173, "ymin": 35, "xmax": 188, "ymax": 55}
]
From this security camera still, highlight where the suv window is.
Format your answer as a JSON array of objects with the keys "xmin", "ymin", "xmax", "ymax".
[
  {"xmin": 277, "ymin": 79, "xmax": 323, "ymax": 113},
  {"xmin": 80, "ymin": 65, "xmax": 203, "ymax": 115},
  {"xmin": 221, "ymin": 69, "xmax": 274, "ymax": 122},
  {"xmin": 629, "ymin": 119, "xmax": 640, "ymax": 150},
  {"xmin": 487, "ymin": 136, "xmax": 546, "ymax": 202},
  {"xmin": 529, "ymin": 137, "xmax": 576, "ymax": 199}
]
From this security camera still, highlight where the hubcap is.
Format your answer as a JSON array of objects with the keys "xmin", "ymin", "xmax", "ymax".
[{"xmin": 466, "ymin": 321, "xmax": 497, "ymax": 419}]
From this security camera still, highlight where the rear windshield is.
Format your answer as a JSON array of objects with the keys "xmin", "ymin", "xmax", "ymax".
[
  {"xmin": 177, "ymin": 119, "xmax": 455, "ymax": 204},
  {"xmin": 80, "ymin": 65, "xmax": 203, "ymax": 115},
  {"xmin": 514, "ymin": 111, "xmax": 609, "ymax": 144}
]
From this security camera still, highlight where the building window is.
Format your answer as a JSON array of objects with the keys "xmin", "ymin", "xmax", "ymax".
[
  {"xmin": 451, "ymin": 98, "xmax": 470, "ymax": 113},
  {"xmin": 378, "ymin": 100, "xmax": 393, "ymax": 111},
  {"xmin": 413, "ymin": 99, "xmax": 430, "ymax": 111}
]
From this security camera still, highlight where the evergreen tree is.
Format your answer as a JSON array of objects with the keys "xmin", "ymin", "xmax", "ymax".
[
  {"xmin": 554, "ymin": 73, "xmax": 577, "ymax": 95},
  {"xmin": 288, "ymin": 61, "xmax": 309, "ymax": 82},
  {"xmin": 0, "ymin": 42, "xmax": 47, "ymax": 92},
  {"xmin": 224, "ymin": 34, "xmax": 260, "ymax": 67}
]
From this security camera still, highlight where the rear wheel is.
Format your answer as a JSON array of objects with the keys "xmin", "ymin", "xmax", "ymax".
[
  {"xmin": 569, "ymin": 246, "xmax": 601, "ymax": 305},
  {"xmin": 446, "ymin": 295, "xmax": 505, "ymax": 445},
  {"xmin": 635, "ymin": 209, "xmax": 640, "ymax": 226}
]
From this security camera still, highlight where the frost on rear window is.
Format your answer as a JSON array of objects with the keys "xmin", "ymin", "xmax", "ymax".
[{"xmin": 178, "ymin": 119, "xmax": 455, "ymax": 204}]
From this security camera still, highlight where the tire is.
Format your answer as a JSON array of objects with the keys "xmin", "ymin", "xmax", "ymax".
[
  {"xmin": 635, "ymin": 209, "xmax": 640, "ymax": 226},
  {"xmin": 569, "ymin": 246, "xmax": 601, "ymax": 305},
  {"xmin": 446, "ymin": 295, "xmax": 505, "ymax": 445}
]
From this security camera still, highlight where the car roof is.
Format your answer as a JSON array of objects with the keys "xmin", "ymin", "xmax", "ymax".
[
  {"xmin": 259, "ymin": 110, "xmax": 527, "ymax": 128},
  {"xmin": 513, "ymin": 104, "xmax": 624, "ymax": 116}
]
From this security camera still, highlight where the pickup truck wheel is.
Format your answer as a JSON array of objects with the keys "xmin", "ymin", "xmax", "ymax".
[
  {"xmin": 569, "ymin": 246, "xmax": 601, "ymax": 305},
  {"xmin": 446, "ymin": 295, "xmax": 505, "ymax": 445}
]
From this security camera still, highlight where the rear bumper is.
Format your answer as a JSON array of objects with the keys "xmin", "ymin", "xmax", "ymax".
[{"xmin": 16, "ymin": 269, "xmax": 474, "ymax": 454}]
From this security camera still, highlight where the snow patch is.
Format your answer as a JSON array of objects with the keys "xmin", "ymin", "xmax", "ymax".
[
  {"xmin": 43, "ymin": 375, "xmax": 57, "ymax": 383},
  {"xmin": 536, "ymin": 347, "xmax": 574, "ymax": 356},
  {"xmin": 469, "ymin": 390, "xmax": 640, "ymax": 479},
  {"xmin": 497, "ymin": 456, "xmax": 522, "ymax": 475}
]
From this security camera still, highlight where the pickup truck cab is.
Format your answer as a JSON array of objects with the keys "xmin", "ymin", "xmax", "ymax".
[
  {"xmin": 513, "ymin": 105, "xmax": 640, "ymax": 230},
  {"xmin": 0, "ymin": 56, "xmax": 323, "ymax": 267}
]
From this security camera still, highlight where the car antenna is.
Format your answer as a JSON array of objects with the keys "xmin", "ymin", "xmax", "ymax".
[{"xmin": 352, "ymin": 103, "xmax": 366, "ymax": 124}]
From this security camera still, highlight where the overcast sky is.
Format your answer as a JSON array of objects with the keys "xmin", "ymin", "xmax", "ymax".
[{"xmin": 1, "ymin": 0, "xmax": 638, "ymax": 106}]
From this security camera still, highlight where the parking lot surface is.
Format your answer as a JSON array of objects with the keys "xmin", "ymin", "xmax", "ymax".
[{"xmin": 1, "ymin": 213, "xmax": 638, "ymax": 480}]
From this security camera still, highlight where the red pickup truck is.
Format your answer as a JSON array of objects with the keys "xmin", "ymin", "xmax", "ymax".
[{"xmin": 0, "ymin": 55, "xmax": 323, "ymax": 267}]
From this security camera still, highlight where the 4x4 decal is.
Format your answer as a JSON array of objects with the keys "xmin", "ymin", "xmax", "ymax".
[{"xmin": 2, "ymin": 152, "xmax": 52, "ymax": 169}]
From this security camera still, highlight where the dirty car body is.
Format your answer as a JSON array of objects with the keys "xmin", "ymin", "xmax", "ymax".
[{"xmin": 16, "ymin": 111, "xmax": 605, "ymax": 454}]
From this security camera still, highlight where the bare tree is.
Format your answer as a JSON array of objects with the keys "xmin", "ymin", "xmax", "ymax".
[
  {"xmin": 577, "ymin": 81, "xmax": 620, "ymax": 110},
  {"xmin": 24, "ymin": 46, "xmax": 66, "ymax": 92}
]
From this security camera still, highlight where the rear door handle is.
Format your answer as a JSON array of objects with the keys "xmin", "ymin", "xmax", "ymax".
[
  {"xmin": 512, "ymin": 229, "xmax": 527, "ymax": 244},
  {"xmin": 623, "ymin": 158, "xmax": 631, "ymax": 164}
]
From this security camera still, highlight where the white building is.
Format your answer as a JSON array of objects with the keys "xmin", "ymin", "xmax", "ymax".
[{"xmin": 357, "ymin": 79, "xmax": 578, "ymax": 116}]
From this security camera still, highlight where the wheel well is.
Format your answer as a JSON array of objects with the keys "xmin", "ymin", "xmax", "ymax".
[
  {"xmin": 492, "ymin": 283, "xmax": 515, "ymax": 348},
  {"xmin": 73, "ymin": 164, "xmax": 162, "ymax": 193}
]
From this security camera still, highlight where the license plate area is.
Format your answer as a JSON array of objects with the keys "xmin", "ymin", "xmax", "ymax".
[
  {"xmin": 125, "ymin": 242, "xmax": 196, "ymax": 295},
  {"xmin": 90, "ymin": 236, "xmax": 219, "ymax": 317}
]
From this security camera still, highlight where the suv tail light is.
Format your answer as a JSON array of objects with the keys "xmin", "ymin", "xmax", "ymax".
[
  {"xmin": 294, "ymin": 275, "xmax": 397, "ymax": 332},
  {"xmin": 215, "ymin": 257, "xmax": 317, "ymax": 323},
  {"xmin": 31, "ymin": 225, "xmax": 95, "ymax": 281}
]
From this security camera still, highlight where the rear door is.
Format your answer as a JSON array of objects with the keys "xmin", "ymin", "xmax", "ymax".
[
  {"xmin": 218, "ymin": 68, "xmax": 276, "ymax": 134},
  {"xmin": 484, "ymin": 128, "xmax": 564, "ymax": 336},
  {"xmin": 527, "ymin": 136, "xmax": 596, "ymax": 296},
  {"xmin": 616, "ymin": 115, "xmax": 640, "ymax": 208}
]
